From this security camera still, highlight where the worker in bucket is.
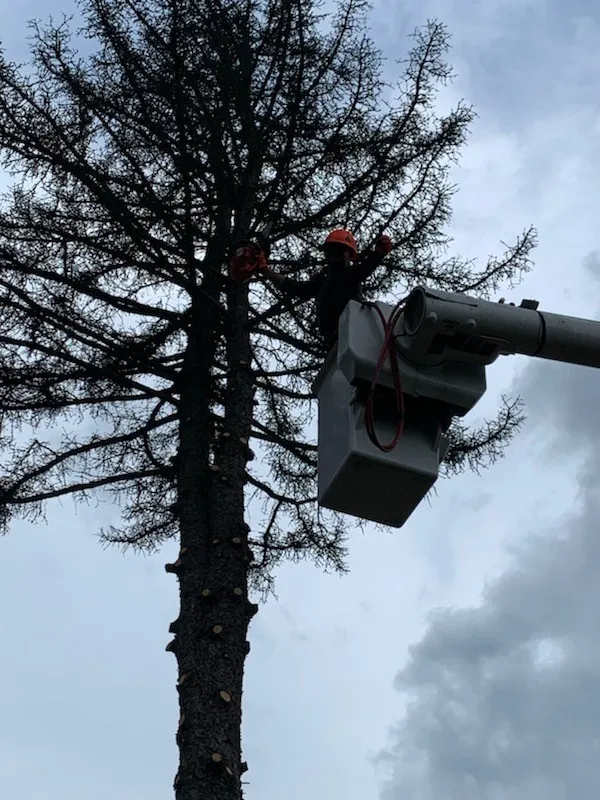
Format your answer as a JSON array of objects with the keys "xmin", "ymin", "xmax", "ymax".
[{"xmin": 230, "ymin": 228, "xmax": 393, "ymax": 351}]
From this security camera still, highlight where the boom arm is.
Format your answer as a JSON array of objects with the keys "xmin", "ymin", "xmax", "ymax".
[{"xmin": 400, "ymin": 286, "xmax": 600, "ymax": 369}]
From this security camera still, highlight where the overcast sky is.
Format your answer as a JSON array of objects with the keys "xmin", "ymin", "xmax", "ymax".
[{"xmin": 1, "ymin": 0, "xmax": 600, "ymax": 799}]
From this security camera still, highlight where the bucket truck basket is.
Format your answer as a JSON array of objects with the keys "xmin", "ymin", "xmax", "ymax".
[{"xmin": 312, "ymin": 301, "xmax": 487, "ymax": 528}]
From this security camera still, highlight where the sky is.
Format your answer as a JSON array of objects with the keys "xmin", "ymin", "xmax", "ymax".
[{"xmin": 1, "ymin": 0, "xmax": 600, "ymax": 799}]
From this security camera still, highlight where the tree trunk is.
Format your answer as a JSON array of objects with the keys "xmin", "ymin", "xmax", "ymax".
[{"xmin": 170, "ymin": 279, "xmax": 255, "ymax": 800}]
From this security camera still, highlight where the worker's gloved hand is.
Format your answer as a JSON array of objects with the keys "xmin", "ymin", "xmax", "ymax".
[{"xmin": 374, "ymin": 234, "xmax": 392, "ymax": 256}]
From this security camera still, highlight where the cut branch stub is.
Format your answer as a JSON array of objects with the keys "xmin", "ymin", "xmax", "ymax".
[
  {"xmin": 233, "ymin": 587, "xmax": 244, "ymax": 596},
  {"xmin": 210, "ymin": 754, "xmax": 233, "ymax": 777},
  {"xmin": 166, "ymin": 548, "xmax": 188, "ymax": 573},
  {"xmin": 231, "ymin": 537, "xmax": 242, "ymax": 545},
  {"xmin": 169, "ymin": 618, "xmax": 180, "ymax": 634},
  {"xmin": 165, "ymin": 558, "xmax": 183, "ymax": 574},
  {"xmin": 165, "ymin": 638, "xmax": 177, "ymax": 653},
  {"xmin": 219, "ymin": 690, "xmax": 232, "ymax": 703},
  {"xmin": 211, "ymin": 624, "xmax": 224, "ymax": 636}
]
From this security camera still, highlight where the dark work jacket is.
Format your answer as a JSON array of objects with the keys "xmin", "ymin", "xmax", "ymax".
[{"xmin": 280, "ymin": 251, "xmax": 384, "ymax": 348}]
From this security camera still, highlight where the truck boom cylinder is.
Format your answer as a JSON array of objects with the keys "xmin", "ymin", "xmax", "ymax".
[{"xmin": 401, "ymin": 287, "xmax": 600, "ymax": 369}]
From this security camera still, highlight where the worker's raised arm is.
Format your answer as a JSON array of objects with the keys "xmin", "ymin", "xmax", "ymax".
[{"xmin": 350, "ymin": 234, "xmax": 393, "ymax": 281}]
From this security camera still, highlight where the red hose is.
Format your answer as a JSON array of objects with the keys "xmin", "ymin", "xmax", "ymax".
[{"xmin": 363, "ymin": 300, "xmax": 407, "ymax": 452}]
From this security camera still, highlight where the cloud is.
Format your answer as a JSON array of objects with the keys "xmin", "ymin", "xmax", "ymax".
[
  {"xmin": 583, "ymin": 251, "xmax": 600, "ymax": 282},
  {"xmin": 377, "ymin": 277, "xmax": 600, "ymax": 799}
]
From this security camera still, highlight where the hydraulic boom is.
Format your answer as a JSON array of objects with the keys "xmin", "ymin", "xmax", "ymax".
[{"xmin": 400, "ymin": 286, "xmax": 600, "ymax": 370}]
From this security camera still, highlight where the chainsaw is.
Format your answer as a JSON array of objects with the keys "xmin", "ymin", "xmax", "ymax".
[{"xmin": 229, "ymin": 223, "xmax": 272, "ymax": 283}]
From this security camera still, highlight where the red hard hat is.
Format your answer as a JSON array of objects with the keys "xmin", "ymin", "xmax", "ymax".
[{"xmin": 323, "ymin": 229, "xmax": 358, "ymax": 259}]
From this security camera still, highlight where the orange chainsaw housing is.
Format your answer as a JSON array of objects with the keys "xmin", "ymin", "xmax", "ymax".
[{"xmin": 230, "ymin": 242, "xmax": 268, "ymax": 282}]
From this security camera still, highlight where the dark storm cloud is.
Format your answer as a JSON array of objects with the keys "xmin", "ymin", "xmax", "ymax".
[{"xmin": 378, "ymin": 265, "xmax": 600, "ymax": 800}]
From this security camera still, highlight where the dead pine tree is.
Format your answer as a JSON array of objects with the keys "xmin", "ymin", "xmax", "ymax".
[{"xmin": 0, "ymin": 1, "xmax": 535, "ymax": 798}]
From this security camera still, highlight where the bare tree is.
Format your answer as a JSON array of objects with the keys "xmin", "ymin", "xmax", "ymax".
[{"xmin": 0, "ymin": 1, "xmax": 535, "ymax": 798}]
